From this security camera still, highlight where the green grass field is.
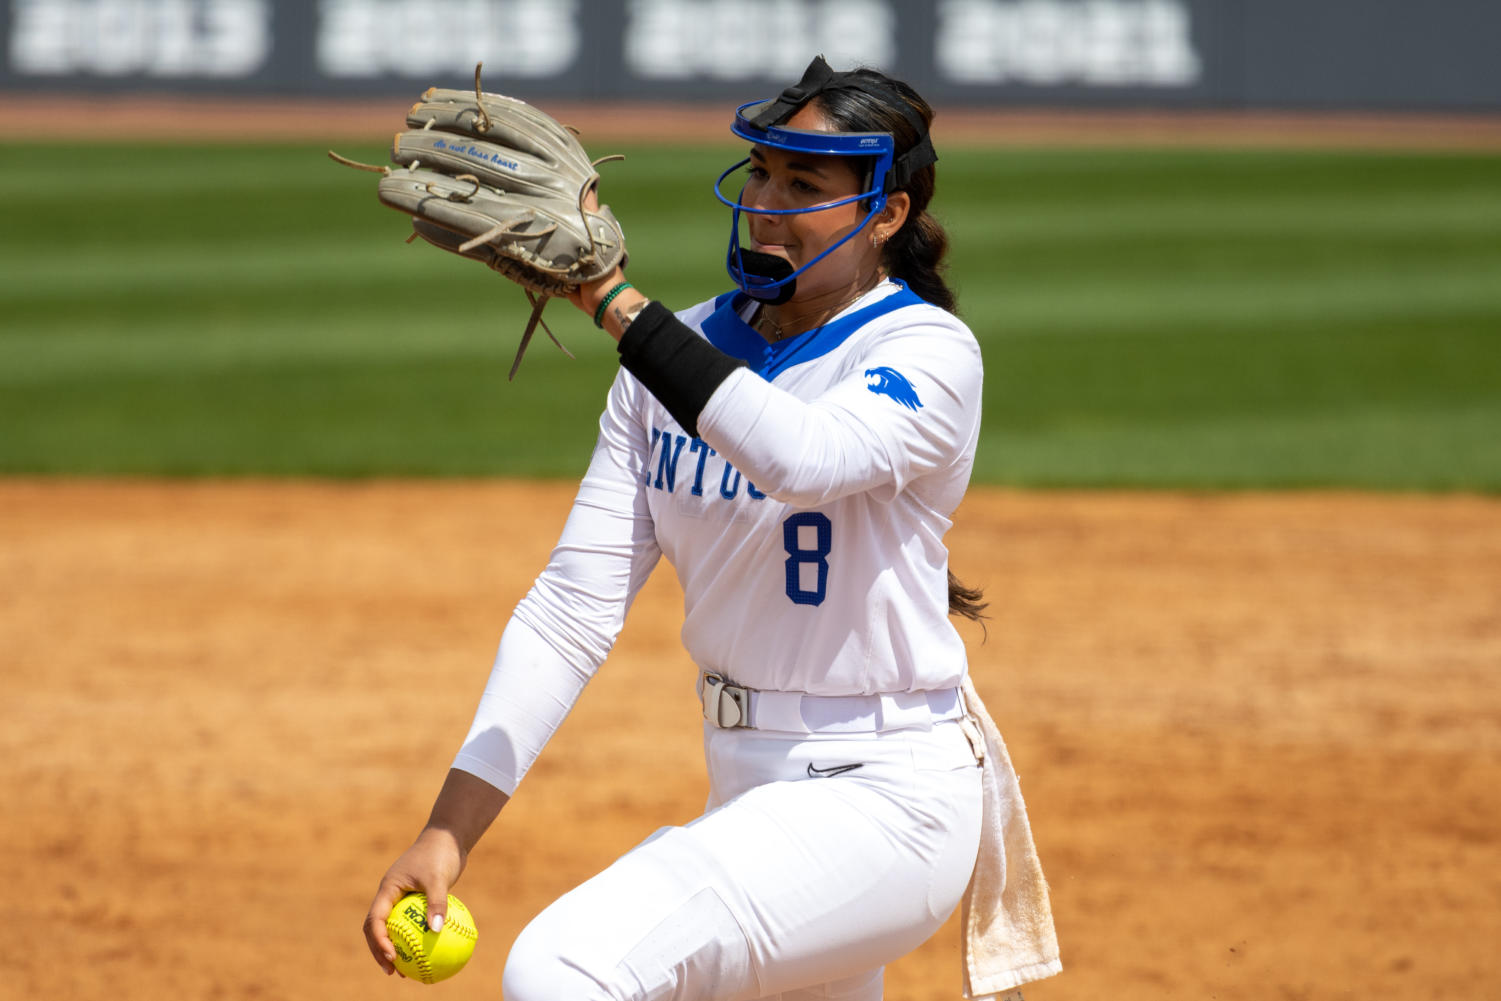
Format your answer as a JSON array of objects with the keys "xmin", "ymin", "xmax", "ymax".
[{"xmin": 3, "ymin": 141, "xmax": 1498, "ymax": 488}]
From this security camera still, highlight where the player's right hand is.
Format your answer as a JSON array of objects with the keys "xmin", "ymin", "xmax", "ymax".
[{"xmin": 363, "ymin": 826, "xmax": 465, "ymax": 976}]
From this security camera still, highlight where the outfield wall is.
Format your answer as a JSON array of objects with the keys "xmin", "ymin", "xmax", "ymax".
[{"xmin": 2, "ymin": 0, "xmax": 1499, "ymax": 112}]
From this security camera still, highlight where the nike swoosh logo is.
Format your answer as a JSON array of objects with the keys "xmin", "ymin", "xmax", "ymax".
[{"xmin": 806, "ymin": 762, "xmax": 864, "ymax": 778}]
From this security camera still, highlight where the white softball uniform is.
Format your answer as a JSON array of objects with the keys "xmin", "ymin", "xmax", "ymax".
[
  {"xmin": 453, "ymin": 279, "xmax": 987, "ymax": 1001},
  {"xmin": 505, "ymin": 723, "xmax": 982, "ymax": 1001}
]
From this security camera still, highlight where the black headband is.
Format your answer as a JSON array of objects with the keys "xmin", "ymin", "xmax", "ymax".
[{"xmin": 748, "ymin": 55, "xmax": 938, "ymax": 193}]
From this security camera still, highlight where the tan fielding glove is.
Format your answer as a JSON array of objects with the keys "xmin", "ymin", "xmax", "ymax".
[{"xmin": 331, "ymin": 64, "xmax": 626, "ymax": 378}]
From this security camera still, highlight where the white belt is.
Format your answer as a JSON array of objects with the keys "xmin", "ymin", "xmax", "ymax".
[{"xmin": 698, "ymin": 672, "xmax": 965, "ymax": 734}]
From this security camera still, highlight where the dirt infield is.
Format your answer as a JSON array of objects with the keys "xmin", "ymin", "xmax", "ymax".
[
  {"xmin": 6, "ymin": 480, "xmax": 1499, "ymax": 1000},
  {"xmin": 7, "ymin": 93, "xmax": 1501, "ymax": 148}
]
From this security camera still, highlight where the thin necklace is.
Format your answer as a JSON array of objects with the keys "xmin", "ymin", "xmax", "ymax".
[{"xmin": 758, "ymin": 277, "xmax": 885, "ymax": 343}]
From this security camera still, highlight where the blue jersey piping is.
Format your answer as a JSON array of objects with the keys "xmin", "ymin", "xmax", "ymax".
[{"xmin": 701, "ymin": 280, "xmax": 927, "ymax": 381}]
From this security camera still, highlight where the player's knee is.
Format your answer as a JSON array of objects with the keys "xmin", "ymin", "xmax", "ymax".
[{"xmin": 503, "ymin": 919, "xmax": 621, "ymax": 1001}]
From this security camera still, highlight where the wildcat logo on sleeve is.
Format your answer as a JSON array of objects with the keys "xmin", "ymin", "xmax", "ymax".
[{"xmin": 864, "ymin": 367, "xmax": 922, "ymax": 410}]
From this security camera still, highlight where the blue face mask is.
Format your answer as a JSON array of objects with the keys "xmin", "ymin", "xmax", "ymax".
[{"xmin": 711, "ymin": 56, "xmax": 936, "ymax": 304}]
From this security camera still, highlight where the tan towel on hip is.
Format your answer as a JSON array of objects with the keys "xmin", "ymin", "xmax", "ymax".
[{"xmin": 959, "ymin": 675, "xmax": 1063, "ymax": 999}]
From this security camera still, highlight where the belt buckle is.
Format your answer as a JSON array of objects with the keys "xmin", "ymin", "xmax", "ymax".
[{"xmin": 700, "ymin": 674, "xmax": 749, "ymax": 728}]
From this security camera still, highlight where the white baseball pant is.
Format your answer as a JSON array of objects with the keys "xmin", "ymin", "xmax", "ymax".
[{"xmin": 502, "ymin": 716, "xmax": 984, "ymax": 1001}]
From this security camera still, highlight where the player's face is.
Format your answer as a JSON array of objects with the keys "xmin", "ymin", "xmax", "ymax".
[{"xmin": 739, "ymin": 107, "xmax": 884, "ymax": 299}]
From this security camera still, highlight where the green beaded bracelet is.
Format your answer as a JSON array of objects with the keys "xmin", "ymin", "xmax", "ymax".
[{"xmin": 593, "ymin": 281, "xmax": 634, "ymax": 328}]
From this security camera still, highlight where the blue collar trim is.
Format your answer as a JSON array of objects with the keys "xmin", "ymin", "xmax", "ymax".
[{"xmin": 701, "ymin": 280, "xmax": 925, "ymax": 380}]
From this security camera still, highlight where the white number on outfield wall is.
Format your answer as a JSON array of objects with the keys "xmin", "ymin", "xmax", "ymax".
[
  {"xmin": 626, "ymin": 0, "xmax": 895, "ymax": 80},
  {"xmin": 937, "ymin": 0, "xmax": 1201, "ymax": 87},
  {"xmin": 10, "ymin": 0, "xmax": 271, "ymax": 77},
  {"xmin": 318, "ymin": 0, "xmax": 579, "ymax": 78}
]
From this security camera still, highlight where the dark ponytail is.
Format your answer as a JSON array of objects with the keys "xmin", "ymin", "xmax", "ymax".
[
  {"xmin": 888, "ymin": 210, "xmax": 955, "ymax": 314},
  {"xmin": 947, "ymin": 569, "xmax": 989, "ymax": 625},
  {"xmin": 813, "ymin": 72, "xmax": 984, "ymax": 624}
]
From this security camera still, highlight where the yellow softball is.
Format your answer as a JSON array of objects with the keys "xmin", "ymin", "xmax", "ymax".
[{"xmin": 386, "ymin": 892, "xmax": 478, "ymax": 984}]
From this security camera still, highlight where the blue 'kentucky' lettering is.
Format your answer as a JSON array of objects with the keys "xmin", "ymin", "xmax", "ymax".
[
  {"xmin": 717, "ymin": 467, "xmax": 766, "ymax": 501},
  {"xmin": 644, "ymin": 427, "xmax": 663, "ymax": 485},
  {"xmin": 864, "ymin": 367, "xmax": 922, "ymax": 410},
  {"xmin": 720, "ymin": 465, "xmax": 742, "ymax": 500},
  {"xmin": 688, "ymin": 439, "xmax": 715, "ymax": 496},
  {"xmin": 715, "ymin": 465, "xmax": 766, "ymax": 500},
  {"xmin": 648, "ymin": 426, "xmax": 766, "ymax": 502},
  {"xmin": 655, "ymin": 433, "xmax": 688, "ymax": 491}
]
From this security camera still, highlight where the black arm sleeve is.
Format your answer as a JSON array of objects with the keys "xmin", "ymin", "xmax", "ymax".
[{"xmin": 617, "ymin": 302, "xmax": 747, "ymax": 438}]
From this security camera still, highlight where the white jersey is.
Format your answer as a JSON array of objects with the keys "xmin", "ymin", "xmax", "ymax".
[{"xmin": 455, "ymin": 279, "xmax": 983, "ymax": 793}]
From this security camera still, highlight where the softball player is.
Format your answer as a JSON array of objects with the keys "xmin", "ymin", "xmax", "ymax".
[{"xmin": 365, "ymin": 57, "xmax": 1052, "ymax": 1001}]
